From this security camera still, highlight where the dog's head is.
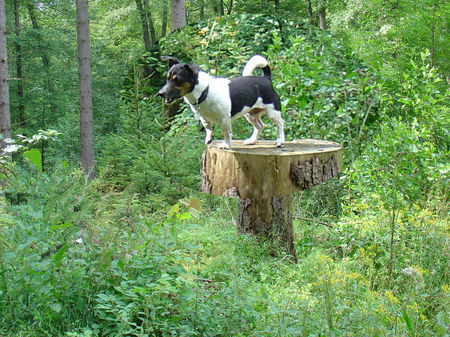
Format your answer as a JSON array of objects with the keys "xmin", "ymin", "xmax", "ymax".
[{"xmin": 158, "ymin": 56, "xmax": 199, "ymax": 104}]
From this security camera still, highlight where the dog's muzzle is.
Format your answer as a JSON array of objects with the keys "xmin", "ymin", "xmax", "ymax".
[{"xmin": 158, "ymin": 87, "xmax": 178, "ymax": 104}]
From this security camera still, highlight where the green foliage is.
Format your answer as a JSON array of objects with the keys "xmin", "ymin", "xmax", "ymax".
[
  {"xmin": 267, "ymin": 30, "xmax": 378, "ymax": 159},
  {"xmin": 159, "ymin": 14, "xmax": 286, "ymax": 76},
  {"xmin": 329, "ymin": 0, "xmax": 449, "ymax": 78},
  {"xmin": 348, "ymin": 53, "xmax": 448, "ymax": 208},
  {"xmin": 3, "ymin": 4, "xmax": 449, "ymax": 337}
]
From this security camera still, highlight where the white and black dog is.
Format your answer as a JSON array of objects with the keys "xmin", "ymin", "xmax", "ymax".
[{"xmin": 158, "ymin": 55, "xmax": 285, "ymax": 150}]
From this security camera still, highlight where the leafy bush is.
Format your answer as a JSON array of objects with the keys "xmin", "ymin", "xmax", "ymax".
[{"xmin": 266, "ymin": 30, "xmax": 379, "ymax": 160}]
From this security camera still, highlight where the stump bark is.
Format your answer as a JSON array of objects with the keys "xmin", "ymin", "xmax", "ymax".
[{"xmin": 201, "ymin": 139, "xmax": 343, "ymax": 261}]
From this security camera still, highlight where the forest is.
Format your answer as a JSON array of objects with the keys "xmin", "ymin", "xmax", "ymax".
[{"xmin": 0, "ymin": 0, "xmax": 448, "ymax": 336}]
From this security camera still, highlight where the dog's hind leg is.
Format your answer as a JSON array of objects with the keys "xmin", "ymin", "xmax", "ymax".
[
  {"xmin": 266, "ymin": 107, "xmax": 285, "ymax": 147},
  {"xmin": 243, "ymin": 110, "xmax": 264, "ymax": 145}
]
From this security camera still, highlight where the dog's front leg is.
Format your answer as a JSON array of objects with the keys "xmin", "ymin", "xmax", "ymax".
[
  {"xmin": 218, "ymin": 119, "xmax": 232, "ymax": 150},
  {"xmin": 199, "ymin": 116, "xmax": 214, "ymax": 145}
]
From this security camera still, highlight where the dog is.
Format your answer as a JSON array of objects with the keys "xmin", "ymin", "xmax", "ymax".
[{"xmin": 158, "ymin": 55, "xmax": 285, "ymax": 150}]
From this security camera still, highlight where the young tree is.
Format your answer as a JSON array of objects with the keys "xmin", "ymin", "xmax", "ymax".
[
  {"xmin": 171, "ymin": 0, "xmax": 186, "ymax": 31},
  {"xmin": 13, "ymin": 0, "xmax": 24, "ymax": 124},
  {"xmin": 76, "ymin": 0, "xmax": 96, "ymax": 179},
  {"xmin": 0, "ymin": 0, "xmax": 10, "ymax": 152}
]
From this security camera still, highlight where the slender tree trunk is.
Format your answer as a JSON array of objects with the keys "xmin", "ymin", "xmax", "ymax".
[
  {"xmin": 13, "ymin": 0, "xmax": 24, "ymax": 125},
  {"xmin": 143, "ymin": 0, "xmax": 157, "ymax": 45},
  {"xmin": 76, "ymin": 0, "xmax": 96, "ymax": 179},
  {"xmin": 199, "ymin": 0, "xmax": 205, "ymax": 20},
  {"xmin": 171, "ymin": 0, "xmax": 186, "ymax": 31},
  {"xmin": 306, "ymin": 0, "xmax": 313, "ymax": 25},
  {"xmin": 135, "ymin": 0, "xmax": 151, "ymax": 51},
  {"xmin": 319, "ymin": 6, "xmax": 327, "ymax": 30},
  {"xmin": 227, "ymin": 0, "xmax": 233, "ymax": 15},
  {"xmin": 430, "ymin": 5, "xmax": 436, "ymax": 67},
  {"xmin": 0, "ymin": 0, "xmax": 10, "ymax": 153},
  {"xmin": 213, "ymin": 0, "xmax": 224, "ymax": 16},
  {"xmin": 27, "ymin": 3, "xmax": 56, "ymax": 113},
  {"xmin": 273, "ymin": 0, "xmax": 279, "ymax": 13},
  {"xmin": 161, "ymin": 0, "xmax": 168, "ymax": 37}
]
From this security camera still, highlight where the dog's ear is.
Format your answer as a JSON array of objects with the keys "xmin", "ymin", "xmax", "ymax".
[
  {"xmin": 183, "ymin": 63, "xmax": 200, "ymax": 75},
  {"xmin": 161, "ymin": 56, "xmax": 180, "ymax": 68}
]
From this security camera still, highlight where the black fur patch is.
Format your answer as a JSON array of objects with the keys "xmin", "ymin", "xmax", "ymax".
[{"xmin": 228, "ymin": 76, "xmax": 281, "ymax": 117}]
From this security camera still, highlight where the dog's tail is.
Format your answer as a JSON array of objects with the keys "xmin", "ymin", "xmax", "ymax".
[{"xmin": 242, "ymin": 55, "xmax": 271, "ymax": 79}]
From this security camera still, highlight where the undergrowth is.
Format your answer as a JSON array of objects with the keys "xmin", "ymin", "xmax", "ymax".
[{"xmin": 0, "ymin": 163, "xmax": 448, "ymax": 336}]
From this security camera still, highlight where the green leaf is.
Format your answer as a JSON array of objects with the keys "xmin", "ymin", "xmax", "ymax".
[
  {"xmin": 167, "ymin": 204, "xmax": 179, "ymax": 220},
  {"xmin": 50, "ymin": 303, "xmax": 62, "ymax": 313},
  {"xmin": 297, "ymin": 99, "xmax": 307, "ymax": 109},
  {"xmin": 49, "ymin": 222, "xmax": 73, "ymax": 231},
  {"xmin": 53, "ymin": 243, "xmax": 69, "ymax": 268},
  {"xmin": 23, "ymin": 149, "xmax": 42, "ymax": 171},
  {"xmin": 177, "ymin": 212, "xmax": 191, "ymax": 221},
  {"xmin": 401, "ymin": 309, "xmax": 414, "ymax": 333}
]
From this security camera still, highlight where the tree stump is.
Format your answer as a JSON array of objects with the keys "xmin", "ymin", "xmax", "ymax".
[{"xmin": 201, "ymin": 139, "xmax": 343, "ymax": 262}]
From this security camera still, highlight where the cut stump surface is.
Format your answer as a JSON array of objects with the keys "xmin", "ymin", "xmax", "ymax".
[{"xmin": 201, "ymin": 139, "xmax": 343, "ymax": 261}]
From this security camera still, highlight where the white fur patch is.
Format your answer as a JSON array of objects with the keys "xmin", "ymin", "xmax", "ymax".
[
  {"xmin": 242, "ymin": 55, "xmax": 269, "ymax": 76},
  {"xmin": 184, "ymin": 71, "xmax": 232, "ymax": 125}
]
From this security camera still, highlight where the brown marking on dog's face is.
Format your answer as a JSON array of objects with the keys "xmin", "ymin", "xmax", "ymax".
[
  {"xmin": 180, "ymin": 81, "xmax": 192, "ymax": 96},
  {"xmin": 158, "ymin": 63, "xmax": 199, "ymax": 103}
]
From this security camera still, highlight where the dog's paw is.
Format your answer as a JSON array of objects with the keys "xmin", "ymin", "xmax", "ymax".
[
  {"xmin": 276, "ymin": 141, "xmax": 284, "ymax": 147},
  {"xmin": 217, "ymin": 141, "xmax": 231, "ymax": 150}
]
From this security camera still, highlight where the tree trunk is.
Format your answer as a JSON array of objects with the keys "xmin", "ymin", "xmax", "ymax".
[
  {"xmin": 319, "ymin": 6, "xmax": 327, "ymax": 30},
  {"xmin": 201, "ymin": 140, "xmax": 343, "ymax": 262},
  {"xmin": 170, "ymin": 0, "xmax": 186, "ymax": 32},
  {"xmin": 143, "ymin": 0, "xmax": 157, "ymax": 45},
  {"xmin": 306, "ymin": 0, "xmax": 314, "ymax": 25},
  {"xmin": 238, "ymin": 195, "xmax": 296, "ymax": 260},
  {"xmin": 135, "ymin": 0, "xmax": 151, "ymax": 51},
  {"xmin": 76, "ymin": 0, "xmax": 96, "ymax": 179},
  {"xmin": 273, "ymin": 0, "xmax": 280, "ymax": 13},
  {"xmin": 213, "ymin": 0, "xmax": 224, "ymax": 16},
  {"xmin": 161, "ymin": 0, "xmax": 168, "ymax": 37},
  {"xmin": 13, "ymin": 0, "xmax": 24, "ymax": 125},
  {"xmin": 0, "ymin": 0, "xmax": 10, "ymax": 153},
  {"xmin": 199, "ymin": 0, "xmax": 205, "ymax": 20},
  {"xmin": 227, "ymin": 0, "xmax": 233, "ymax": 15}
]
